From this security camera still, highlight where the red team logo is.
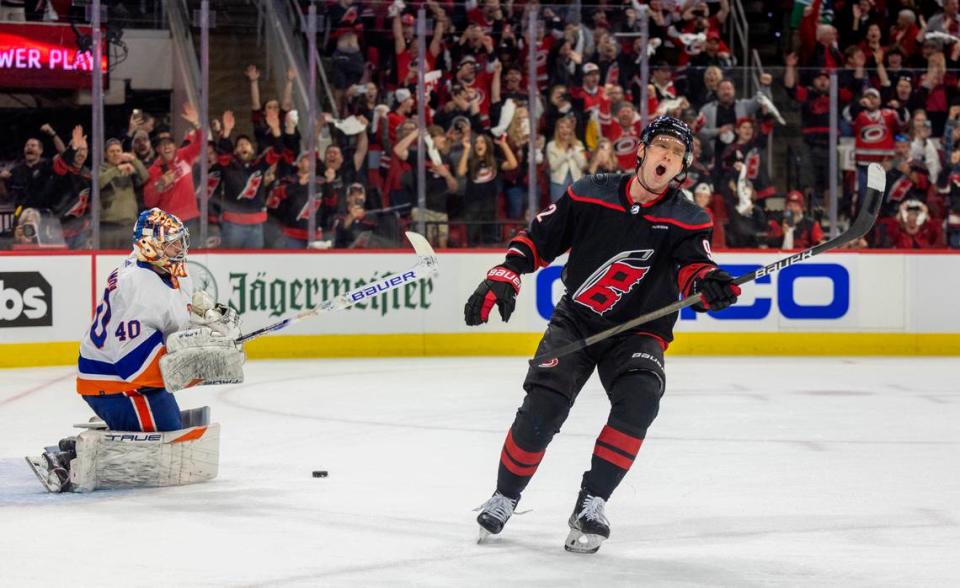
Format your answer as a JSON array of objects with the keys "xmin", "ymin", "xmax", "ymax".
[
  {"xmin": 613, "ymin": 135, "xmax": 640, "ymax": 156},
  {"xmin": 745, "ymin": 149, "xmax": 761, "ymax": 180},
  {"xmin": 573, "ymin": 250, "xmax": 654, "ymax": 314},
  {"xmin": 296, "ymin": 199, "xmax": 321, "ymax": 221},
  {"xmin": 206, "ymin": 171, "xmax": 221, "ymax": 199},
  {"xmin": 66, "ymin": 188, "xmax": 90, "ymax": 218},
  {"xmin": 859, "ymin": 124, "xmax": 887, "ymax": 143},
  {"xmin": 238, "ymin": 171, "xmax": 263, "ymax": 200}
]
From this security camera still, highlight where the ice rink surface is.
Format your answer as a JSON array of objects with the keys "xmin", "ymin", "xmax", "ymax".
[{"xmin": 1, "ymin": 356, "xmax": 958, "ymax": 587}]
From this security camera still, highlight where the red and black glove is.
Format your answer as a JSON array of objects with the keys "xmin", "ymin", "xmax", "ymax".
[
  {"xmin": 465, "ymin": 266, "xmax": 522, "ymax": 325},
  {"xmin": 692, "ymin": 268, "xmax": 741, "ymax": 312}
]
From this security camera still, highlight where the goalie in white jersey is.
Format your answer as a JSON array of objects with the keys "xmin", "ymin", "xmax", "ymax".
[{"xmin": 27, "ymin": 208, "xmax": 245, "ymax": 493}]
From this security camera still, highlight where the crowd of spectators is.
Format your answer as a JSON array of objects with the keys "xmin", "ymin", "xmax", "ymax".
[
  {"xmin": 0, "ymin": 0, "xmax": 160, "ymax": 25},
  {"xmin": 1, "ymin": 0, "xmax": 959, "ymax": 250},
  {"xmin": 786, "ymin": 0, "xmax": 960, "ymax": 248}
]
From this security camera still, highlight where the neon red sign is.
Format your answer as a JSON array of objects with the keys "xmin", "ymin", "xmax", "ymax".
[{"xmin": 0, "ymin": 23, "xmax": 108, "ymax": 89}]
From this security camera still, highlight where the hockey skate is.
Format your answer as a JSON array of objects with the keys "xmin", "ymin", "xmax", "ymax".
[
  {"xmin": 25, "ymin": 438, "xmax": 77, "ymax": 493},
  {"xmin": 564, "ymin": 489, "xmax": 610, "ymax": 554},
  {"xmin": 25, "ymin": 450, "xmax": 71, "ymax": 493},
  {"xmin": 475, "ymin": 492, "xmax": 518, "ymax": 543}
]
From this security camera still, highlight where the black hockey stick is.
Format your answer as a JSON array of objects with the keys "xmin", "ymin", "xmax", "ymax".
[
  {"xmin": 236, "ymin": 231, "xmax": 439, "ymax": 344},
  {"xmin": 529, "ymin": 162, "xmax": 887, "ymax": 366}
]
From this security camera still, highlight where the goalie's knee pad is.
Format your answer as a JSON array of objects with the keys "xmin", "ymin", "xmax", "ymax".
[
  {"xmin": 179, "ymin": 406, "xmax": 210, "ymax": 428},
  {"xmin": 69, "ymin": 419, "xmax": 220, "ymax": 492}
]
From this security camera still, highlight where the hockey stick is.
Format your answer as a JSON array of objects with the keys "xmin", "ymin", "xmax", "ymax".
[
  {"xmin": 236, "ymin": 231, "xmax": 439, "ymax": 344},
  {"xmin": 530, "ymin": 162, "xmax": 887, "ymax": 366}
]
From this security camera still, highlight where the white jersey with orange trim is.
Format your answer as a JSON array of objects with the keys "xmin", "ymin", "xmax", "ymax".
[{"xmin": 77, "ymin": 256, "xmax": 194, "ymax": 396}]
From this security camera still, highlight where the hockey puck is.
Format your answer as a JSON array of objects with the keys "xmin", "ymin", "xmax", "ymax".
[{"xmin": 312, "ymin": 470, "xmax": 328, "ymax": 478}]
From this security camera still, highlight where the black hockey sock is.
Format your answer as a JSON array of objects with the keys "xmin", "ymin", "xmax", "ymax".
[
  {"xmin": 581, "ymin": 371, "xmax": 662, "ymax": 500},
  {"xmin": 496, "ymin": 428, "xmax": 545, "ymax": 500},
  {"xmin": 495, "ymin": 388, "xmax": 571, "ymax": 500},
  {"xmin": 581, "ymin": 421, "xmax": 644, "ymax": 500}
]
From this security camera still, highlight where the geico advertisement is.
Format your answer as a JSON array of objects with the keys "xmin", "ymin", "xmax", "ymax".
[
  {"xmin": 533, "ymin": 253, "xmax": 919, "ymax": 332},
  {"xmin": 0, "ymin": 255, "xmax": 91, "ymax": 343}
]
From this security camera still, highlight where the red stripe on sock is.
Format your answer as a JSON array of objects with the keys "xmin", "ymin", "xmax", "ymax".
[
  {"xmin": 129, "ymin": 394, "xmax": 156, "ymax": 432},
  {"xmin": 597, "ymin": 425, "xmax": 642, "ymax": 456},
  {"xmin": 500, "ymin": 448, "xmax": 539, "ymax": 476},
  {"xmin": 593, "ymin": 444, "xmax": 634, "ymax": 470},
  {"xmin": 504, "ymin": 430, "xmax": 544, "ymax": 465}
]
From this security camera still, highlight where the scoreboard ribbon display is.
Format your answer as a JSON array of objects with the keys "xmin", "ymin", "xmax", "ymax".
[{"xmin": 0, "ymin": 22, "xmax": 108, "ymax": 89}]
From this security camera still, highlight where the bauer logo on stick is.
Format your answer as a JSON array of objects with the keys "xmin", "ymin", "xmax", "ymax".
[
  {"xmin": 755, "ymin": 249, "xmax": 813, "ymax": 278},
  {"xmin": 350, "ymin": 271, "xmax": 417, "ymax": 302}
]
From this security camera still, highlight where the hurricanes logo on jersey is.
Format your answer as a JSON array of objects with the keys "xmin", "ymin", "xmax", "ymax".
[
  {"xmin": 613, "ymin": 134, "xmax": 640, "ymax": 155},
  {"xmin": 265, "ymin": 184, "xmax": 286, "ymax": 209},
  {"xmin": 888, "ymin": 175, "xmax": 913, "ymax": 202},
  {"xmin": 296, "ymin": 199, "xmax": 321, "ymax": 221},
  {"xmin": 573, "ymin": 250, "xmax": 654, "ymax": 315},
  {"xmin": 207, "ymin": 171, "xmax": 221, "ymax": 198},
  {"xmin": 237, "ymin": 171, "xmax": 264, "ymax": 200},
  {"xmin": 811, "ymin": 95, "xmax": 830, "ymax": 115},
  {"xmin": 535, "ymin": 48, "xmax": 548, "ymax": 68},
  {"xmin": 745, "ymin": 149, "xmax": 761, "ymax": 179},
  {"xmin": 859, "ymin": 124, "xmax": 888, "ymax": 144},
  {"xmin": 605, "ymin": 64, "xmax": 620, "ymax": 87},
  {"xmin": 66, "ymin": 188, "xmax": 90, "ymax": 218}
]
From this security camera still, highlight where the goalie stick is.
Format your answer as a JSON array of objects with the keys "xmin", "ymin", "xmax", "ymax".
[
  {"xmin": 236, "ymin": 231, "xmax": 439, "ymax": 344},
  {"xmin": 529, "ymin": 162, "xmax": 887, "ymax": 366}
]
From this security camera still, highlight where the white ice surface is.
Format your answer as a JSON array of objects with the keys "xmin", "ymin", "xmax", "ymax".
[{"xmin": 1, "ymin": 357, "xmax": 959, "ymax": 587}]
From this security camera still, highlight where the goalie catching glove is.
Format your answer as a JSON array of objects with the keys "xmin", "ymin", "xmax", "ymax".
[
  {"xmin": 189, "ymin": 290, "xmax": 241, "ymax": 338},
  {"xmin": 159, "ymin": 291, "xmax": 245, "ymax": 392}
]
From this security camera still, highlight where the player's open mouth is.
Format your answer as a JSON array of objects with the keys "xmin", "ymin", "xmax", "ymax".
[{"xmin": 655, "ymin": 164, "xmax": 667, "ymax": 177}]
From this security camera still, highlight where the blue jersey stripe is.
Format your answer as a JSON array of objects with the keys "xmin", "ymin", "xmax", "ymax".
[{"xmin": 78, "ymin": 330, "xmax": 164, "ymax": 379}]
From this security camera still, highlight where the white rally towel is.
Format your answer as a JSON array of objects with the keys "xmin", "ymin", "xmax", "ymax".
[{"xmin": 334, "ymin": 115, "xmax": 368, "ymax": 136}]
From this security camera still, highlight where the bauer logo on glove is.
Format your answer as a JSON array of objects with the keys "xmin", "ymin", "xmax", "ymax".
[{"xmin": 465, "ymin": 265, "xmax": 522, "ymax": 325}]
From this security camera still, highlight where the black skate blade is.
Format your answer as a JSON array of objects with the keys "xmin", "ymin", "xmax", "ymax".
[
  {"xmin": 564, "ymin": 529, "xmax": 605, "ymax": 554},
  {"xmin": 24, "ymin": 456, "xmax": 63, "ymax": 493}
]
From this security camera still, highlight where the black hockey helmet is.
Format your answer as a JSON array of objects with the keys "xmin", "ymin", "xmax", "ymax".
[{"xmin": 638, "ymin": 115, "xmax": 694, "ymax": 170}]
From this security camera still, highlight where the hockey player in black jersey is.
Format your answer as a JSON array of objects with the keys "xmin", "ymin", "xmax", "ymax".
[{"xmin": 466, "ymin": 116, "xmax": 741, "ymax": 553}]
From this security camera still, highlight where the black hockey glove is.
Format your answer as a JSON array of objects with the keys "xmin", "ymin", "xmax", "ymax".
[
  {"xmin": 692, "ymin": 268, "xmax": 741, "ymax": 312},
  {"xmin": 465, "ymin": 266, "xmax": 521, "ymax": 325}
]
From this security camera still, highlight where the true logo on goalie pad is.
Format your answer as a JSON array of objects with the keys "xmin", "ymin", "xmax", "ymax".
[{"xmin": 103, "ymin": 433, "xmax": 163, "ymax": 442}]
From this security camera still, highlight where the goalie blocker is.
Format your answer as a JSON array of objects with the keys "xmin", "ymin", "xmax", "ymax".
[
  {"xmin": 26, "ymin": 407, "xmax": 220, "ymax": 493},
  {"xmin": 160, "ymin": 324, "xmax": 245, "ymax": 392},
  {"xmin": 154, "ymin": 289, "xmax": 246, "ymax": 393}
]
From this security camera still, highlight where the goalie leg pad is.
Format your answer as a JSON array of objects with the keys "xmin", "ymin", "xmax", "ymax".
[
  {"xmin": 160, "ymin": 345, "xmax": 245, "ymax": 392},
  {"xmin": 69, "ymin": 423, "xmax": 220, "ymax": 492}
]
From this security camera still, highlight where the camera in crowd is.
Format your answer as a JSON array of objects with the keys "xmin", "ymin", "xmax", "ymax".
[{"xmin": 784, "ymin": 209, "xmax": 796, "ymax": 227}]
